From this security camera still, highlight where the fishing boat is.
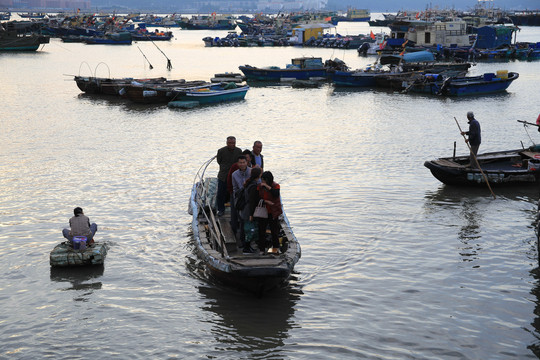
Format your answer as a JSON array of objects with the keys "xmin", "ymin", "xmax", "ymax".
[
  {"xmin": 168, "ymin": 82, "xmax": 249, "ymax": 105},
  {"xmin": 50, "ymin": 241, "xmax": 108, "ymax": 267},
  {"xmin": 188, "ymin": 157, "xmax": 301, "ymax": 295},
  {"xmin": 74, "ymin": 76, "xmax": 170, "ymax": 95},
  {"xmin": 239, "ymin": 57, "xmax": 327, "ymax": 81},
  {"xmin": 17, "ymin": 12, "xmax": 46, "ymax": 18},
  {"xmin": 131, "ymin": 30, "xmax": 173, "ymax": 41},
  {"xmin": 84, "ymin": 32, "xmax": 132, "ymax": 45},
  {"xmin": 406, "ymin": 71, "xmax": 519, "ymax": 96},
  {"xmin": 0, "ymin": 21, "xmax": 50, "ymax": 51},
  {"xmin": 424, "ymin": 145, "xmax": 540, "ymax": 186},
  {"xmin": 124, "ymin": 80, "xmax": 209, "ymax": 104},
  {"xmin": 331, "ymin": 8, "xmax": 370, "ymax": 24},
  {"xmin": 178, "ymin": 14, "xmax": 237, "ymax": 30},
  {"xmin": 330, "ymin": 70, "xmax": 381, "ymax": 87}
]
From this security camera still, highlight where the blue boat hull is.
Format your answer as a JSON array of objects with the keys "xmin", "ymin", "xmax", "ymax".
[
  {"xmin": 331, "ymin": 70, "xmax": 377, "ymax": 87},
  {"xmin": 412, "ymin": 72, "xmax": 519, "ymax": 96},
  {"xmin": 174, "ymin": 85, "xmax": 249, "ymax": 104},
  {"xmin": 239, "ymin": 65, "xmax": 326, "ymax": 81}
]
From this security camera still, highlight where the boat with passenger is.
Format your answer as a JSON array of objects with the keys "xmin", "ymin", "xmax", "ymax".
[
  {"xmin": 188, "ymin": 157, "xmax": 301, "ymax": 295},
  {"xmin": 425, "ymin": 144, "xmax": 540, "ymax": 186},
  {"xmin": 50, "ymin": 241, "xmax": 108, "ymax": 267}
]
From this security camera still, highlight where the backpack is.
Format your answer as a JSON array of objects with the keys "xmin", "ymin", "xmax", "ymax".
[{"xmin": 234, "ymin": 187, "xmax": 246, "ymax": 210}]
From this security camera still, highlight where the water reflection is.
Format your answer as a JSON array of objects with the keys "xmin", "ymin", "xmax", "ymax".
[
  {"xmin": 425, "ymin": 184, "xmax": 539, "ymax": 204},
  {"xmin": 197, "ymin": 282, "xmax": 300, "ymax": 356},
  {"xmin": 50, "ymin": 265, "xmax": 104, "ymax": 300},
  {"xmin": 528, "ymin": 267, "xmax": 540, "ymax": 357},
  {"xmin": 425, "ymin": 185, "xmax": 539, "ymax": 264},
  {"xmin": 76, "ymin": 93, "xmax": 167, "ymax": 113}
]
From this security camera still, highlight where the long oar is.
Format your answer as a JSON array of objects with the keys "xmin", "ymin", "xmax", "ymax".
[
  {"xmin": 137, "ymin": 46, "xmax": 153, "ymax": 69},
  {"xmin": 454, "ymin": 117, "xmax": 496, "ymax": 199}
]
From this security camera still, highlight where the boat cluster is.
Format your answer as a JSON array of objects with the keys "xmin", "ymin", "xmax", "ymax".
[{"xmin": 74, "ymin": 75, "xmax": 249, "ymax": 109}]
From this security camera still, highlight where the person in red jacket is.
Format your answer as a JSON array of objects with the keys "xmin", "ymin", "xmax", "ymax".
[{"xmin": 257, "ymin": 171, "xmax": 282, "ymax": 253}]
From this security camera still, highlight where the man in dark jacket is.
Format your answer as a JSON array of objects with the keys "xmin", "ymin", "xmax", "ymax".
[
  {"xmin": 462, "ymin": 111, "xmax": 481, "ymax": 168},
  {"xmin": 216, "ymin": 136, "xmax": 242, "ymax": 216}
]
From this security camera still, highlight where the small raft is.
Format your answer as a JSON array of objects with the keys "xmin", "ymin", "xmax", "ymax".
[{"xmin": 50, "ymin": 242, "xmax": 108, "ymax": 267}]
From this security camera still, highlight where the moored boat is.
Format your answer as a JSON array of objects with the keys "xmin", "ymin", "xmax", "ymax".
[
  {"xmin": 239, "ymin": 57, "xmax": 327, "ymax": 81},
  {"xmin": 124, "ymin": 80, "xmax": 209, "ymax": 104},
  {"xmin": 74, "ymin": 76, "xmax": 168, "ymax": 95},
  {"xmin": 0, "ymin": 21, "xmax": 50, "ymax": 51},
  {"xmin": 407, "ymin": 71, "xmax": 519, "ymax": 96},
  {"xmin": 424, "ymin": 145, "xmax": 540, "ymax": 186},
  {"xmin": 168, "ymin": 82, "xmax": 249, "ymax": 105},
  {"xmin": 188, "ymin": 157, "xmax": 301, "ymax": 295}
]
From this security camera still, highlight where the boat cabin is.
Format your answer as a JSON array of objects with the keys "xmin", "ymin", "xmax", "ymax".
[
  {"xmin": 290, "ymin": 57, "xmax": 324, "ymax": 69},
  {"xmin": 389, "ymin": 19, "xmax": 471, "ymax": 47}
]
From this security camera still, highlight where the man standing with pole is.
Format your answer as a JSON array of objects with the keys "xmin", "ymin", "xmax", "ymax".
[{"xmin": 461, "ymin": 111, "xmax": 481, "ymax": 169}]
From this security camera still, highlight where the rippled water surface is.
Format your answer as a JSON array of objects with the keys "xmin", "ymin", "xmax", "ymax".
[{"xmin": 2, "ymin": 18, "xmax": 540, "ymax": 359}]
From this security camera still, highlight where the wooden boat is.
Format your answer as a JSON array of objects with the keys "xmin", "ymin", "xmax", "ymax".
[
  {"xmin": 17, "ymin": 12, "xmax": 46, "ymax": 18},
  {"xmin": 84, "ymin": 37, "xmax": 132, "ymax": 45},
  {"xmin": 331, "ymin": 70, "xmax": 382, "ymax": 87},
  {"xmin": 407, "ymin": 71, "xmax": 519, "ymax": 96},
  {"xmin": 0, "ymin": 21, "xmax": 49, "ymax": 51},
  {"xmin": 239, "ymin": 57, "xmax": 327, "ymax": 81},
  {"xmin": 124, "ymin": 80, "xmax": 209, "ymax": 104},
  {"xmin": 168, "ymin": 82, "xmax": 249, "ymax": 105},
  {"xmin": 424, "ymin": 145, "xmax": 540, "ymax": 186},
  {"xmin": 188, "ymin": 157, "xmax": 301, "ymax": 295},
  {"xmin": 50, "ymin": 241, "xmax": 108, "ymax": 267},
  {"xmin": 131, "ymin": 31, "xmax": 173, "ymax": 41},
  {"xmin": 74, "ymin": 76, "xmax": 168, "ymax": 95}
]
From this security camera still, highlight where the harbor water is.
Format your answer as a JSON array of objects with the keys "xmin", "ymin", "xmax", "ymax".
[{"xmin": 2, "ymin": 18, "xmax": 540, "ymax": 359}]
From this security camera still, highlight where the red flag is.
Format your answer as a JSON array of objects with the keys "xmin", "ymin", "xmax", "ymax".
[
  {"xmin": 536, "ymin": 113, "xmax": 540, "ymax": 125},
  {"xmin": 370, "ymin": 30, "xmax": 375, "ymax": 40}
]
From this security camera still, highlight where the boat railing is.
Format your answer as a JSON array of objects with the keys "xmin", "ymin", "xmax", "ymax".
[{"xmin": 192, "ymin": 156, "xmax": 229, "ymax": 258}]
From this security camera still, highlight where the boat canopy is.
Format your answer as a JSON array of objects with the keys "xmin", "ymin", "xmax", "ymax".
[{"xmin": 380, "ymin": 50, "xmax": 435, "ymax": 65}]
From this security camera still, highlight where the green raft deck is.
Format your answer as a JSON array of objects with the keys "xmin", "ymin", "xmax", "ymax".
[{"xmin": 50, "ymin": 242, "xmax": 108, "ymax": 267}]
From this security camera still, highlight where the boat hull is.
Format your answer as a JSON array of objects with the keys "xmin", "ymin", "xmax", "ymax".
[
  {"xmin": 189, "ymin": 173, "xmax": 300, "ymax": 295},
  {"xmin": 424, "ymin": 147, "xmax": 540, "ymax": 185},
  {"xmin": 331, "ymin": 71, "xmax": 378, "ymax": 87},
  {"xmin": 239, "ymin": 65, "xmax": 326, "ymax": 81},
  {"xmin": 174, "ymin": 86, "xmax": 249, "ymax": 104}
]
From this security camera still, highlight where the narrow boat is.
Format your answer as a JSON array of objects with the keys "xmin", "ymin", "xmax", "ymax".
[
  {"xmin": 168, "ymin": 82, "xmax": 249, "ymax": 105},
  {"xmin": 239, "ymin": 57, "xmax": 327, "ymax": 81},
  {"xmin": 124, "ymin": 80, "xmax": 209, "ymax": 104},
  {"xmin": 50, "ymin": 241, "xmax": 108, "ymax": 267},
  {"xmin": 188, "ymin": 157, "xmax": 301, "ymax": 295},
  {"xmin": 131, "ymin": 31, "xmax": 173, "ymax": 41},
  {"xmin": 424, "ymin": 145, "xmax": 540, "ymax": 186},
  {"xmin": 330, "ymin": 70, "xmax": 381, "ymax": 87},
  {"xmin": 407, "ymin": 71, "xmax": 519, "ymax": 96},
  {"xmin": 74, "ymin": 76, "xmax": 168, "ymax": 95}
]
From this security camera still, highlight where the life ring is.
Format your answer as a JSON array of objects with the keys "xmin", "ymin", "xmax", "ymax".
[{"xmin": 533, "ymin": 154, "xmax": 540, "ymax": 159}]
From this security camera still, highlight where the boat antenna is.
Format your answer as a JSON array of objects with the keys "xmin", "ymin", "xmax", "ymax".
[
  {"xmin": 454, "ymin": 117, "xmax": 496, "ymax": 199},
  {"xmin": 137, "ymin": 46, "xmax": 153, "ymax": 69},
  {"xmin": 150, "ymin": 38, "xmax": 172, "ymax": 70}
]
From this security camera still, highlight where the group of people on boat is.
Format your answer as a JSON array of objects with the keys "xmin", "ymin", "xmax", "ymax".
[{"xmin": 216, "ymin": 136, "xmax": 282, "ymax": 254}]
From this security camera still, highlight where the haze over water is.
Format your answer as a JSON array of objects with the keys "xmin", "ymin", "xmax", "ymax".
[{"xmin": 2, "ymin": 17, "xmax": 540, "ymax": 359}]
